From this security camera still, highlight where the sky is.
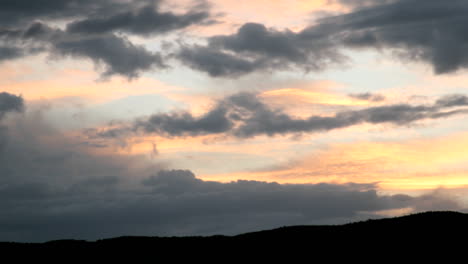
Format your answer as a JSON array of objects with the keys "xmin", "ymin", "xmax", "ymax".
[{"xmin": 1, "ymin": 0, "xmax": 468, "ymax": 242}]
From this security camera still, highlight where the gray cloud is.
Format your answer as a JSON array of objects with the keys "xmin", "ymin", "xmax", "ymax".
[
  {"xmin": 435, "ymin": 94, "xmax": 468, "ymax": 108},
  {"xmin": 0, "ymin": 0, "xmax": 109, "ymax": 26},
  {"xmin": 0, "ymin": 0, "xmax": 204, "ymax": 29},
  {"xmin": 0, "ymin": 92, "xmax": 23, "ymax": 119},
  {"xmin": 134, "ymin": 103, "xmax": 233, "ymax": 136},
  {"xmin": 332, "ymin": 0, "xmax": 468, "ymax": 74},
  {"xmin": 178, "ymin": 45, "xmax": 265, "ymax": 77},
  {"xmin": 0, "ymin": 0, "xmax": 211, "ymax": 78},
  {"xmin": 0, "ymin": 46, "xmax": 24, "ymax": 61},
  {"xmin": 3, "ymin": 0, "xmax": 468, "ymax": 78},
  {"xmin": 53, "ymin": 32, "xmax": 166, "ymax": 79},
  {"xmin": 0, "ymin": 22, "xmax": 165, "ymax": 78},
  {"xmin": 348, "ymin": 92, "xmax": 386, "ymax": 102},
  {"xmin": 66, "ymin": 2, "xmax": 210, "ymax": 36},
  {"xmin": 178, "ymin": 0, "xmax": 468, "ymax": 77},
  {"xmin": 90, "ymin": 93, "xmax": 468, "ymax": 138},
  {"xmin": 178, "ymin": 22, "xmax": 345, "ymax": 77},
  {"xmin": 1, "ymin": 163, "xmax": 461, "ymax": 242}
]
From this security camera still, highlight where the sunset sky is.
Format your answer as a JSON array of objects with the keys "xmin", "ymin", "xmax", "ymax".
[{"xmin": 2, "ymin": 0, "xmax": 468, "ymax": 242}]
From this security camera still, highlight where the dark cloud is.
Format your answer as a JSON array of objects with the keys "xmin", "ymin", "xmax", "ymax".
[
  {"xmin": 0, "ymin": 100, "xmax": 462, "ymax": 242},
  {"xmin": 0, "ymin": 0, "xmax": 107, "ymax": 26},
  {"xmin": 178, "ymin": 45, "xmax": 264, "ymax": 77},
  {"xmin": 0, "ymin": 22, "xmax": 165, "ymax": 78},
  {"xmin": 435, "ymin": 94, "xmax": 468, "ymax": 108},
  {"xmin": 332, "ymin": 0, "xmax": 468, "ymax": 74},
  {"xmin": 0, "ymin": 0, "xmax": 205, "ymax": 29},
  {"xmin": 408, "ymin": 189, "xmax": 461, "ymax": 212},
  {"xmin": 67, "ymin": 3, "xmax": 210, "ymax": 36},
  {"xmin": 178, "ymin": 23, "xmax": 345, "ymax": 77},
  {"xmin": 1, "ymin": 162, "xmax": 461, "ymax": 242},
  {"xmin": 348, "ymin": 92, "xmax": 386, "ymax": 102},
  {"xmin": 3, "ymin": 0, "xmax": 468, "ymax": 78},
  {"xmin": 0, "ymin": 0, "xmax": 212, "ymax": 78},
  {"xmin": 0, "ymin": 23, "xmax": 50, "ymax": 61},
  {"xmin": 134, "ymin": 103, "xmax": 233, "ymax": 136},
  {"xmin": 179, "ymin": 0, "xmax": 468, "ymax": 77},
  {"xmin": 92, "ymin": 103, "xmax": 233, "ymax": 138},
  {"xmin": 0, "ymin": 92, "xmax": 24, "ymax": 119},
  {"xmin": 53, "ymin": 33, "xmax": 165, "ymax": 79},
  {"xmin": 91, "ymin": 93, "xmax": 468, "ymax": 138},
  {"xmin": 0, "ymin": 46, "xmax": 24, "ymax": 61},
  {"xmin": 225, "ymin": 93, "xmax": 468, "ymax": 137}
]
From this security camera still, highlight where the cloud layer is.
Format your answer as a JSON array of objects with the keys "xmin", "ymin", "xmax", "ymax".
[
  {"xmin": 90, "ymin": 92, "xmax": 468, "ymax": 138},
  {"xmin": 0, "ymin": 0, "xmax": 468, "ymax": 78},
  {"xmin": 3, "ymin": 0, "xmax": 468, "ymax": 78},
  {"xmin": 0, "ymin": 95, "xmax": 461, "ymax": 242},
  {"xmin": 179, "ymin": 0, "xmax": 468, "ymax": 77}
]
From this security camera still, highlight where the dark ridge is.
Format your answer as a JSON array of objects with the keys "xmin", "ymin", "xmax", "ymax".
[{"xmin": 1, "ymin": 211, "xmax": 467, "ymax": 259}]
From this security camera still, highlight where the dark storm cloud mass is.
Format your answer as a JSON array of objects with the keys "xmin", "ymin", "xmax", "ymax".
[
  {"xmin": 91, "ymin": 93, "xmax": 468, "ymax": 138},
  {"xmin": 0, "ymin": 0, "xmax": 211, "ymax": 78},
  {"xmin": 179, "ymin": 0, "xmax": 468, "ymax": 77}
]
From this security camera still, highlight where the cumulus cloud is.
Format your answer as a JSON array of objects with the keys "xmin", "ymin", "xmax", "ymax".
[
  {"xmin": 178, "ymin": 0, "xmax": 468, "ymax": 77},
  {"xmin": 90, "ymin": 93, "xmax": 468, "ymax": 138}
]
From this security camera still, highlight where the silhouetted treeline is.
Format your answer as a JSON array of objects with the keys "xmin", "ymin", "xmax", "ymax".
[{"xmin": 1, "ymin": 211, "xmax": 466, "ymax": 260}]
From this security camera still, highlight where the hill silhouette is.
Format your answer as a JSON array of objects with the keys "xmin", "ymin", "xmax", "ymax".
[{"xmin": 1, "ymin": 211, "xmax": 466, "ymax": 259}]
